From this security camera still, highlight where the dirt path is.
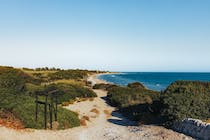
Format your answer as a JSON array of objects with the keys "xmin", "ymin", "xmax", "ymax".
[{"xmin": 0, "ymin": 74, "xmax": 194, "ymax": 140}]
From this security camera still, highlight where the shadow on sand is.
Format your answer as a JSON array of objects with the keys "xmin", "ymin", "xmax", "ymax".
[
  {"xmin": 100, "ymin": 96, "xmax": 137, "ymax": 126},
  {"xmin": 107, "ymin": 110, "xmax": 138, "ymax": 126}
]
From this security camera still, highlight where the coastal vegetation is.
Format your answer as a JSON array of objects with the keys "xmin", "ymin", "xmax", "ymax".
[
  {"xmin": 106, "ymin": 82, "xmax": 160, "ymax": 123},
  {"xmin": 0, "ymin": 66, "xmax": 97, "ymax": 129},
  {"xmin": 1, "ymin": 65, "xmax": 210, "ymax": 130},
  {"xmin": 106, "ymin": 81, "xmax": 210, "ymax": 126},
  {"xmin": 160, "ymin": 81, "xmax": 210, "ymax": 126},
  {"xmin": 93, "ymin": 83, "xmax": 117, "ymax": 90}
]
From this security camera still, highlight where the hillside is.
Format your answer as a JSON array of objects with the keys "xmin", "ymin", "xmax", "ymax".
[{"xmin": 0, "ymin": 66, "xmax": 98, "ymax": 129}]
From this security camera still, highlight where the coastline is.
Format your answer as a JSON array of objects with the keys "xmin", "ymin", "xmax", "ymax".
[
  {"xmin": 87, "ymin": 72, "xmax": 115, "ymax": 86},
  {"xmin": 0, "ymin": 72, "xmax": 194, "ymax": 140}
]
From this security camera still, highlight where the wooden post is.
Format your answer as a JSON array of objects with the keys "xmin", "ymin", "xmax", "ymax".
[
  {"xmin": 35, "ymin": 94, "xmax": 38, "ymax": 122},
  {"xmin": 44, "ymin": 95, "xmax": 48, "ymax": 129},
  {"xmin": 35, "ymin": 90, "xmax": 59, "ymax": 129},
  {"xmin": 49, "ymin": 95, "xmax": 53, "ymax": 129},
  {"xmin": 55, "ymin": 94, "xmax": 58, "ymax": 121}
]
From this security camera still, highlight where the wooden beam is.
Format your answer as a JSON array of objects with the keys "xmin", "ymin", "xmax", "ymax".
[
  {"xmin": 35, "ymin": 94, "xmax": 38, "ymax": 122},
  {"xmin": 44, "ymin": 96, "xmax": 48, "ymax": 129}
]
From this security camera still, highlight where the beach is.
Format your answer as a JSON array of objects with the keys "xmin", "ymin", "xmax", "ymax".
[{"xmin": 0, "ymin": 73, "xmax": 194, "ymax": 140}]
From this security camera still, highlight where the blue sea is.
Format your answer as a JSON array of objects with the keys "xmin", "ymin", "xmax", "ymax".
[{"xmin": 98, "ymin": 72, "xmax": 210, "ymax": 91}]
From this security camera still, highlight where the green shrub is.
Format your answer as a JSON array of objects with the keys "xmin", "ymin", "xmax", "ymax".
[
  {"xmin": 120, "ymin": 101, "xmax": 162, "ymax": 124},
  {"xmin": 29, "ymin": 83, "xmax": 97, "ymax": 104},
  {"xmin": 48, "ymin": 70, "xmax": 88, "ymax": 81},
  {"xmin": 0, "ymin": 66, "xmax": 40, "ymax": 91},
  {"xmin": 93, "ymin": 83, "xmax": 117, "ymax": 90},
  {"xmin": 0, "ymin": 88, "xmax": 80, "ymax": 129},
  {"xmin": 160, "ymin": 81, "xmax": 210, "ymax": 126},
  {"xmin": 127, "ymin": 82, "xmax": 145, "ymax": 89},
  {"xmin": 55, "ymin": 83, "xmax": 97, "ymax": 103},
  {"xmin": 107, "ymin": 86, "xmax": 159, "ymax": 108},
  {"xmin": 107, "ymin": 84, "xmax": 160, "ymax": 123}
]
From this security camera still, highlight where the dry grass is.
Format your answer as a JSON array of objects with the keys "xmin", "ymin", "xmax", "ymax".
[
  {"xmin": 90, "ymin": 115, "xmax": 97, "ymax": 118},
  {"xmin": 76, "ymin": 98, "xmax": 88, "ymax": 102},
  {"xmin": 62, "ymin": 102, "xmax": 70, "ymax": 106},
  {"xmin": 103, "ymin": 110, "xmax": 111, "ymax": 118},
  {"xmin": 81, "ymin": 116, "xmax": 90, "ymax": 121},
  {"xmin": 22, "ymin": 69, "xmax": 57, "ymax": 74},
  {"xmin": 204, "ymin": 119, "xmax": 210, "ymax": 123},
  {"xmin": 22, "ymin": 69, "xmax": 57, "ymax": 78},
  {"xmin": 68, "ymin": 99, "xmax": 75, "ymax": 104},
  {"xmin": 0, "ymin": 111, "xmax": 24, "ymax": 130},
  {"xmin": 52, "ymin": 79, "xmax": 85, "ymax": 86},
  {"xmin": 61, "ymin": 99, "xmax": 76, "ymax": 106},
  {"xmin": 90, "ymin": 108, "xmax": 100, "ymax": 115},
  {"xmin": 89, "ymin": 98, "xmax": 94, "ymax": 101},
  {"xmin": 80, "ymin": 98, "xmax": 88, "ymax": 102},
  {"xmin": 80, "ymin": 119, "xmax": 87, "ymax": 126}
]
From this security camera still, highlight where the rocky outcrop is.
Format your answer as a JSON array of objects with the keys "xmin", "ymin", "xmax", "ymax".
[{"xmin": 173, "ymin": 118, "xmax": 210, "ymax": 140}]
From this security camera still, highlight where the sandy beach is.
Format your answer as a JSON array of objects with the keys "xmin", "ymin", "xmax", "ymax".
[{"xmin": 0, "ymin": 74, "xmax": 194, "ymax": 140}]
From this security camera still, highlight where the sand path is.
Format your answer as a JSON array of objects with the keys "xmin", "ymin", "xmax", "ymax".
[{"xmin": 0, "ymin": 74, "xmax": 194, "ymax": 140}]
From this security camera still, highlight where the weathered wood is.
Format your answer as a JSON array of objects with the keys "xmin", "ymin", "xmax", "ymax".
[
  {"xmin": 35, "ymin": 90, "xmax": 59, "ymax": 129},
  {"xmin": 55, "ymin": 95, "xmax": 58, "ymax": 121},
  {"xmin": 44, "ymin": 96, "xmax": 48, "ymax": 129},
  {"xmin": 35, "ymin": 101, "xmax": 50, "ymax": 105},
  {"xmin": 49, "ymin": 96, "xmax": 53, "ymax": 129},
  {"xmin": 35, "ymin": 95, "xmax": 38, "ymax": 122}
]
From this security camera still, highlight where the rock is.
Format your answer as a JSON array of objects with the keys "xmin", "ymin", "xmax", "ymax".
[{"xmin": 173, "ymin": 118, "xmax": 210, "ymax": 140}]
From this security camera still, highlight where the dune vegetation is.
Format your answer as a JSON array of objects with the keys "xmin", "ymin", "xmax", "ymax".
[
  {"xmin": 106, "ymin": 81, "xmax": 210, "ymax": 126},
  {"xmin": 106, "ymin": 82, "xmax": 161, "ymax": 124},
  {"xmin": 1, "ymin": 66, "xmax": 210, "ymax": 129},
  {"xmin": 0, "ymin": 66, "xmax": 97, "ymax": 129},
  {"xmin": 160, "ymin": 81, "xmax": 210, "ymax": 126}
]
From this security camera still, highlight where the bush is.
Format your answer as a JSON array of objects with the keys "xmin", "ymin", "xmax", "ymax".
[
  {"xmin": 106, "ymin": 84, "xmax": 160, "ymax": 123},
  {"xmin": 54, "ymin": 83, "xmax": 97, "ymax": 104},
  {"xmin": 93, "ymin": 83, "xmax": 117, "ymax": 90},
  {"xmin": 48, "ymin": 70, "xmax": 88, "ymax": 81},
  {"xmin": 0, "ymin": 67, "xmax": 41, "ymax": 91},
  {"xmin": 107, "ymin": 86, "xmax": 159, "ymax": 108},
  {"xmin": 160, "ymin": 81, "xmax": 210, "ymax": 126},
  {"xmin": 0, "ymin": 88, "xmax": 80, "ymax": 129},
  {"xmin": 0, "ymin": 66, "xmax": 98, "ymax": 129},
  {"xmin": 120, "ymin": 101, "xmax": 162, "ymax": 124},
  {"xmin": 127, "ymin": 82, "xmax": 145, "ymax": 89},
  {"xmin": 29, "ymin": 83, "xmax": 97, "ymax": 104}
]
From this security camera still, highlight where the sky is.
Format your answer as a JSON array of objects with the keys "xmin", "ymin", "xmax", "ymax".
[{"xmin": 0, "ymin": 0, "xmax": 210, "ymax": 72}]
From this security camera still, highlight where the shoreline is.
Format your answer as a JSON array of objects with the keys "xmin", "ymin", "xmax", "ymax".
[
  {"xmin": 0, "ymin": 72, "xmax": 194, "ymax": 140},
  {"xmin": 87, "ymin": 72, "xmax": 115, "ymax": 86}
]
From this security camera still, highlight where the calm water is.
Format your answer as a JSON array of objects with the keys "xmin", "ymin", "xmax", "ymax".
[{"xmin": 98, "ymin": 72, "xmax": 210, "ymax": 91}]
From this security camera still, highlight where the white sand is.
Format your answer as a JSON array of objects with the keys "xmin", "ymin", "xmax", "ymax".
[{"xmin": 0, "ymin": 74, "xmax": 194, "ymax": 140}]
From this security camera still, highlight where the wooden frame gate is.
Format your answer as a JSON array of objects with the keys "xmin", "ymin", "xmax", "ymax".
[{"xmin": 35, "ymin": 90, "xmax": 59, "ymax": 129}]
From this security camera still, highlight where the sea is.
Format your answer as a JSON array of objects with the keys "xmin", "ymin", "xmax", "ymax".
[{"xmin": 98, "ymin": 72, "xmax": 210, "ymax": 91}]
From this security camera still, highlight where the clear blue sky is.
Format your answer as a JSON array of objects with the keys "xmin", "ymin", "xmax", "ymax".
[{"xmin": 0, "ymin": 0, "xmax": 210, "ymax": 72}]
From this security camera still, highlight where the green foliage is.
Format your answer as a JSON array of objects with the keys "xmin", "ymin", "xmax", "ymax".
[
  {"xmin": 0, "ymin": 88, "xmax": 80, "ymax": 129},
  {"xmin": 161, "ymin": 81, "xmax": 210, "ymax": 126},
  {"xmin": 33, "ymin": 83, "xmax": 97, "ymax": 104},
  {"xmin": 48, "ymin": 70, "xmax": 89, "ymax": 81},
  {"xmin": 164, "ymin": 80, "xmax": 210, "ymax": 94},
  {"xmin": 109, "ymin": 81, "xmax": 210, "ymax": 125},
  {"xmin": 0, "ymin": 66, "xmax": 40, "ymax": 91},
  {"xmin": 0, "ymin": 66, "xmax": 99, "ymax": 129},
  {"xmin": 107, "ymin": 86, "xmax": 159, "ymax": 108},
  {"xmin": 120, "ymin": 101, "xmax": 162, "ymax": 124},
  {"xmin": 127, "ymin": 82, "xmax": 145, "ymax": 89},
  {"xmin": 107, "ymin": 84, "xmax": 160, "ymax": 123},
  {"xmin": 93, "ymin": 83, "xmax": 117, "ymax": 90},
  {"xmin": 0, "ymin": 67, "xmax": 24, "ymax": 91}
]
